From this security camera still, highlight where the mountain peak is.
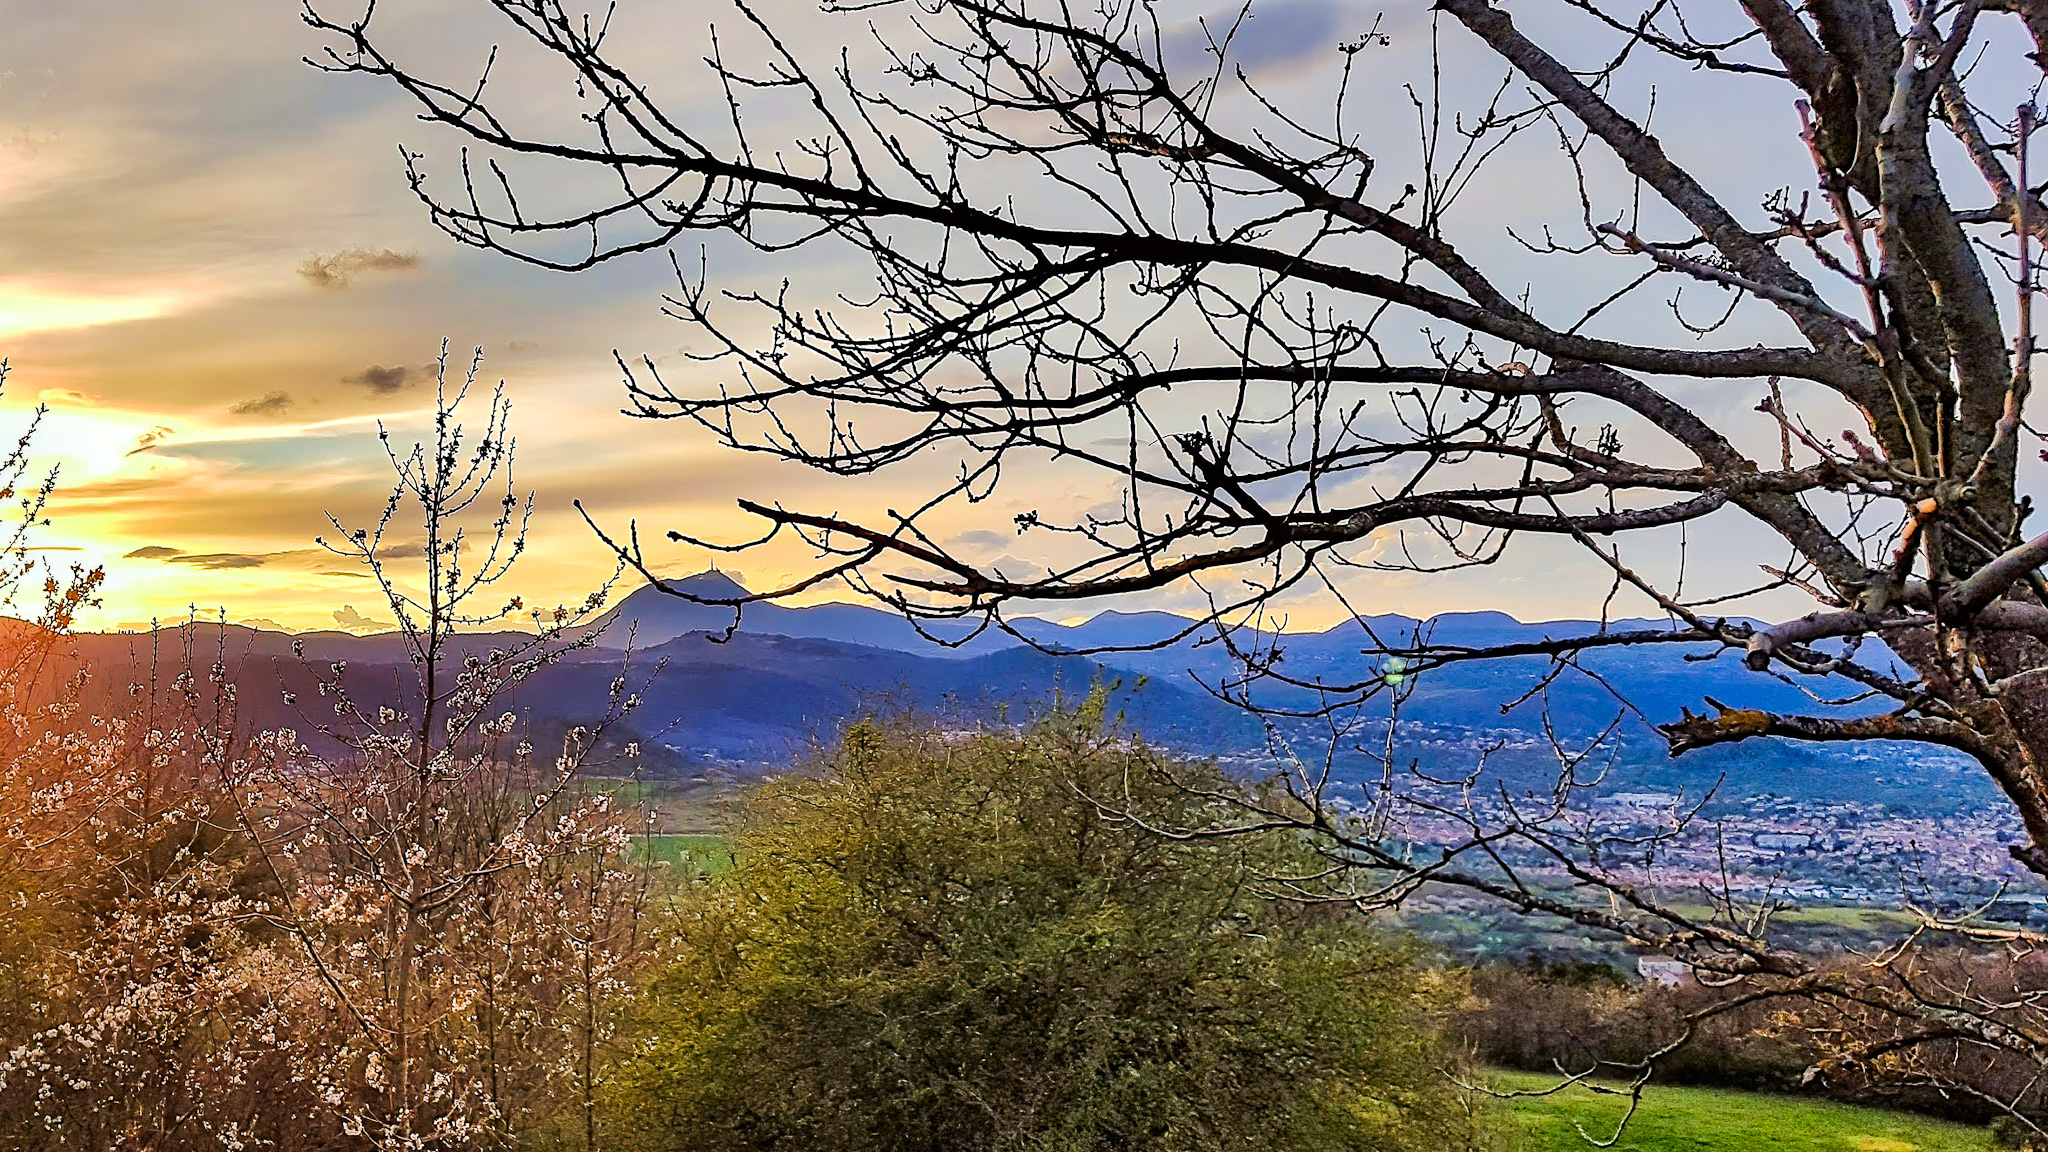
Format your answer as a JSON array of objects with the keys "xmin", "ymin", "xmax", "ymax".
[{"xmin": 662, "ymin": 569, "xmax": 751, "ymax": 601}]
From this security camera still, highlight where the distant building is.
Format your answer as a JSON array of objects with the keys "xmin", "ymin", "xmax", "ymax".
[
  {"xmin": 1601, "ymin": 792, "xmax": 1679, "ymax": 809},
  {"xmin": 1636, "ymin": 957, "xmax": 1693, "ymax": 987},
  {"xmin": 1755, "ymin": 832, "xmax": 1816, "ymax": 851}
]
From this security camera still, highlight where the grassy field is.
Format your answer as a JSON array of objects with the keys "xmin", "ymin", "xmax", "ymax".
[
  {"xmin": 635, "ymin": 833, "xmax": 735, "ymax": 873},
  {"xmin": 1495, "ymin": 1071, "xmax": 1995, "ymax": 1152}
]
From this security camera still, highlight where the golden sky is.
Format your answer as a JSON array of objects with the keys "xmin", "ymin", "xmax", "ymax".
[
  {"xmin": 2, "ymin": 0, "xmax": 1926, "ymax": 634},
  {"xmin": 0, "ymin": 1, "xmax": 823, "ymax": 630}
]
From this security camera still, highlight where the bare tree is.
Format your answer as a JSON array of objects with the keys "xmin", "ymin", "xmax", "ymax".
[{"xmin": 304, "ymin": 0, "xmax": 2048, "ymax": 1126}]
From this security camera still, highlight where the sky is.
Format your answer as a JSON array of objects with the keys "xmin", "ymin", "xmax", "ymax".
[
  {"xmin": 3, "ymin": 0, "xmax": 2031, "ymax": 634},
  {"xmin": 3, "ymin": 0, "xmax": 837, "ymax": 631}
]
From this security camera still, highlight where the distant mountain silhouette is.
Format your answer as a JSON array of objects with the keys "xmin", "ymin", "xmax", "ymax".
[
  {"xmin": 33, "ymin": 576, "xmax": 1986, "ymax": 809},
  {"xmin": 594, "ymin": 574, "xmax": 1897, "ymax": 741},
  {"xmin": 590, "ymin": 572, "xmax": 1013, "ymax": 656},
  {"xmin": 40, "ymin": 612, "xmax": 1258, "ymax": 783}
]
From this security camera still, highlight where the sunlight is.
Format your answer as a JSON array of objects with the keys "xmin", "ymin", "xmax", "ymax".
[
  {"xmin": 28, "ymin": 404, "xmax": 184, "ymax": 481},
  {"xmin": 0, "ymin": 280, "xmax": 186, "ymax": 343}
]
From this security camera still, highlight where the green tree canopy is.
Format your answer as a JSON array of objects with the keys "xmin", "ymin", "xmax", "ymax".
[{"xmin": 606, "ymin": 709, "xmax": 1485, "ymax": 1152}]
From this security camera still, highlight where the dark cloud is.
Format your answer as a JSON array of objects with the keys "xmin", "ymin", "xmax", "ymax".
[
  {"xmin": 344, "ymin": 364, "xmax": 412, "ymax": 394},
  {"xmin": 298, "ymin": 246, "xmax": 421, "ymax": 289},
  {"xmin": 229, "ymin": 390, "xmax": 295, "ymax": 417},
  {"xmin": 169, "ymin": 552, "xmax": 267, "ymax": 569},
  {"xmin": 121, "ymin": 541, "xmax": 372, "ymax": 575},
  {"xmin": 332, "ymin": 604, "xmax": 392, "ymax": 631},
  {"xmin": 1164, "ymin": 1, "xmax": 1341, "ymax": 74},
  {"xmin": 317, "ymin": 570, "xmax": 372, "ymax": 579},
  {"xmin": 125, "ymin": 545, "xmax": 267, "ymax": 569},
  {"xmin": 126, "ymin": 425, "xmax": 174, "ymax": 456}
]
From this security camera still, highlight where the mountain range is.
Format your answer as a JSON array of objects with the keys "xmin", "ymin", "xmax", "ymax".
[
  {"xmin": 587, "ymin": 572, "xmax": 1880, "ymax": 737},
  {"xmin": 31, "ymin": 572, "xmax": 1995, "ymax": 811}
]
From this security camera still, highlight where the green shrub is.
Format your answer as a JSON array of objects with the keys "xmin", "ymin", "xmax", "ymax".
[{"xmin": 603, "ymin": 709, "xmax": 1487, "ymax": 1152}]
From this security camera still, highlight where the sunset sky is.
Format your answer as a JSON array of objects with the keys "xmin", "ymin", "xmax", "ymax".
[
  {"xmin": 3, "ymin": 0, "xmax": 1987, "ymax": 634},
  {"xmin": 6, "ymin": 0, "xmax": 855, "ymax": 631}
]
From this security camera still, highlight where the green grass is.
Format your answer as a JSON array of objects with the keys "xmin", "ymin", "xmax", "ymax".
[
  {"xmin": 1774, "ymin": 906, "xmax": 1920, "ymax": 932},
  {"xmin": 1495, "ymin": 1071, "xmax": 1994, "ymax": 1152},
  {"xmin": 635, "ymin": 833, "xmax": 735, "ymax": 873},
  {"xmin": 568, "ymin": 776, "xmax": 729, "ymax": 812}
]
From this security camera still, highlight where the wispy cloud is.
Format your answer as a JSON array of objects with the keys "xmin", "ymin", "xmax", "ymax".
[
  {"xmin": 124, "ymin": 545, "xmax": 272, "ymax": 570},
  {"xmin": 229, "ymin": 390, "xmax": 294, "ymax": 417},
  {"xmin": 125, "ymin": 425, "xmax": 174, "ymax": 456},
  {"xmin": 298, "ymin": 246, "xmax": 420, "ymax": 289},
  {"xmin": 169, "ymin": 552, "xmax": 268, "ymax": 569},
  {"xmin": 951, "ymin": 529, "xmax": 1013, "ymax": 551},
  {"xmin": 124, "ymin": 543, "xmax": 358, "ymax": 573}
]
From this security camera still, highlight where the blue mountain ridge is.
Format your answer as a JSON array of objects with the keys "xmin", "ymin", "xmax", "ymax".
[
  {"xmin": 35, "ymin": 573, "xmax": 1993, "ymax": 811},
  {"xmin": 570, "ymin": 573, "xmax": 1991, "ymax": 811},
  {"xmin": 593, "ymin": 573, "xmax": 1894, "ymax": 737}
]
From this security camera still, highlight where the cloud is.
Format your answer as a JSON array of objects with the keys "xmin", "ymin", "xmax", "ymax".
[
  {"xmin": 984, "ymin": 552, "xmax": 1039, "ymax": 581},
  {"xmin": 229, "ymin": 389, "xmax": 294, "ymax": 417},
  {"xmin": 1163, "ymin": 1, "xmax": 1342, "ymax": 74},
  {"xmin": 37, "ymin": 388, "xmax": 100, "ymax": 407},
  {"xmin": 126, "ymin": 425, "xmax": 174, "ymax": 456},
  {"xmin": 169, "ymin": 552, "xmax": 267, "ymax": 569},
  {"xmin": 122, "ymin": 545, "xmax": 269, "ymax": 569},
  {"xmin": 332, "ymin": 604, "xmax": 391, "ymax": 632},
  {"xmin": 237, "ymin": 616, "xmax": 285, "ymax": 631},
  {"xmin": 122, "ymin": 541, "xmax": 386, "ymax": 575},
  {"xmin": 344, "ymin": 364, "xmax": 411, "ymax": 394},
  {"xmin": 951, "ymin": 529, "xmax": 1013, "ymax": 550},
  {"xmin": 298, "ymin": 246, "xmax": 420, "ymax": 289}
]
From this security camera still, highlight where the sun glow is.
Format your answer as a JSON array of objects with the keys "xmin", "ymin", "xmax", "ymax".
[
  {"xmin": 25, "ymin": 405, "xmax": 179, "ymax": 481},
  {"xmin": 0, "ymin": 280, "xmax": 187, "ymax": 343}
]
